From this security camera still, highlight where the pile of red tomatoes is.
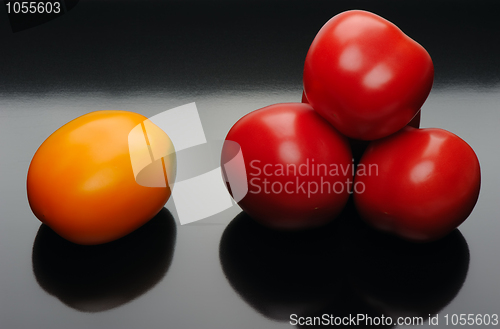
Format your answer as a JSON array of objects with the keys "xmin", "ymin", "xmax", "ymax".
[{"xmin": 222, "ymin": 10, "xmax": 481, "ymax": 242}]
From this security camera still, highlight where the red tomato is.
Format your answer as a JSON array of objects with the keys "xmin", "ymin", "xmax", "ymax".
[
  {"xmin": 303, "ymin": 10, "xmax": 434, "ymax": 140},
  {"xmin": 302, "ymin": 89, "xmax": 421, "ymax": 130},
  {"xmin": 303, "ymin": 89, "xmax": 421, "ymax": 163},
  {"xmin": 222, "ymin": 103, "xmax": 353, "ymax": 229},
  {"xmin": 408, "ymin": 110, "xmax": 421, "ymax": 129},
  {"xmin": 27, "ymin": 111, "xmax": 176, "ymax": 245},
  {"xmin": 354, "ymin": 127, "xmax": 481, "ymax": 242},
  {"xmin": 351, "ymin": 110, "xmax": 421, "ymax": 161}
]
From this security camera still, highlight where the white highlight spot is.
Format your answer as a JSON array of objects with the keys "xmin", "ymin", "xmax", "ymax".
[
  {"xmin": 363, "ymin": 64, "xmax": 393, "ymax": 89},
  {"xmin": 339, "ymin": 45, "xmax": 363, "ymax": 71},
  {"xmin": 279, "ymin": 141, "xmax": 301, "ymax": 163},
  {"xmin": 263, "ymin": 112, "xmax": 296, "ymax": 138},
  {"xmin": 423, "ymin": 133, "xmax": 447, "ymax": 158},
  {"xmin": 411, "ymin": 160, "xmax": 434, "ymax": 184}
]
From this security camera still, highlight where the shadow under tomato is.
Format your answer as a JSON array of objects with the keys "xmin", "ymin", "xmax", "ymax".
[
  {"xmin": 220, "ymin": 200, "xmax": 469, "ymax": 327},
  {"xmin": 338, "ymin": 210, "xmax": 470, "ymax": 320},
  {"xmin": 32, "ymin": 207, "xmax": 176, "ymax": 312},
  {"xmin": 219, "ymin": 210, "xmax": 347, "ymax": 321}
]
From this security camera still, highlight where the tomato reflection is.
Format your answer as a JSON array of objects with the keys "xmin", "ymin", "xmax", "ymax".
[
  {"xmin": 220, "ymin": 201, "xmax": 469, "ymax": 327},
  {"xmin": 32, "ymin": 208, "xmax": 176, "ymax": 312}
]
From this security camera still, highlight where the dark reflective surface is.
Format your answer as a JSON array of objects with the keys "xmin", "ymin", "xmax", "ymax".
[
  {"xmin": 338, "ymin": 204, "xmax": 470, "ymax": 320},
  {"xmin": 32, "ymin": 208, "xmax": 176, "ymax": 312},
  {"xmin": 296, "ymin": 292, "xmax": 393, "ymax": 328},
  {"xmin": 220, "ymin": 211, "xmax": 344, "ymax": 321},
  {"xmin": 221, "ymin": 201, "xmax": 469, "ymax": 327},
  {"xmin": 1, "ymin": 1, "xmax": 499, "ymax": 328}
]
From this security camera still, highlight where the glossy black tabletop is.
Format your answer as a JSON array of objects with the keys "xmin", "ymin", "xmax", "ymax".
[{"xmin": 1, "ymin": 1, "xmax": 499, "ymax": 328}]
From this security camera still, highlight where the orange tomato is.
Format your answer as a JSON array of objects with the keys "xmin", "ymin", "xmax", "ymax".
[{"xmin": 27, "ymin": 110, "xmax": 176, "ymax": 245}]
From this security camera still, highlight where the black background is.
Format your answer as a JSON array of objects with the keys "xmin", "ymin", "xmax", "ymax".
[{"xmin": 2, "ymin": 0, "xmax": 500, "ymax": 92}]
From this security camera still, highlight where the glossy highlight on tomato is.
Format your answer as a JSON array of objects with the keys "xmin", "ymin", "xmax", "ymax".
[
  {"xmin": 354, "ymin": 127, "xmax": 481, "ymax": 242},
  {"xmin": 27, "ymin": 110, "xmax": 176, "ymax": 245},
  {"xmin": 303, "ymin": 10, "xmax": 434, "ymax": 140},
  {"xmin": 222, "ymin": 103, "xmax": 353, "ymax": 230}
]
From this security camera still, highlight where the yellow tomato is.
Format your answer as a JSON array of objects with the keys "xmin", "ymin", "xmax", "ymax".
[{"xmin": 27, "ymin": 110, "xmax": 176, "ymax": 245}]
